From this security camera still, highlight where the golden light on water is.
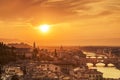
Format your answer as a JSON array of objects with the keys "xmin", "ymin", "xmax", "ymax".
[{"xmin": 39, "ymin": 24, "xmax": 50, "ymax": 33}]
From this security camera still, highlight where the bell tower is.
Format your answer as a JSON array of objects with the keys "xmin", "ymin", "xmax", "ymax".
[
  {"xmin": 32, "ymin": 42, "xmax": 38, "ymax": 59},
  {"xmin": 33, "ymin": 42, "xmax": 36, "ymax": 49}
]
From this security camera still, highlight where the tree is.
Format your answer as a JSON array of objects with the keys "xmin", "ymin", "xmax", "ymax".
[{"xmin": 0, "ymin": 42, "xmax": 16, "ymax": 65}]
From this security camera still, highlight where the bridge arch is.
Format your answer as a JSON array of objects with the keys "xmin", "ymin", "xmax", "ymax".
[
  {"xmin": 107, "ymin": 63, "xmax": 114, "ymax": 67},
  {"xmin": 86, "ymin": 62, "xmax": 114, "ymax": 67},
  {"xmin": 87, "ymin": 63, "xmax": 105, "ymax": 67},
  {"xmin": 96, "ymin": 63, "xmax": 105, "ymax": 67},
  {"xmin": 86, "ymin": 63, "xmax": 93, "ymax": 67}
]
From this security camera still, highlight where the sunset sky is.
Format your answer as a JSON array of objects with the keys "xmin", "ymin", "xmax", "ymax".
[{"xmin": 0, "ymin": 0, "xmax": 120, "ymax": 46}]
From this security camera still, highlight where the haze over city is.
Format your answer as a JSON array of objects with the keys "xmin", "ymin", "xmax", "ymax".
[
  {"xmin": 1, "ymin": 1, "xmax": 120, "ymax": 80},
  {"xmin": 0, "ymin": 0, "xmax": 120, "ymax": 46}
]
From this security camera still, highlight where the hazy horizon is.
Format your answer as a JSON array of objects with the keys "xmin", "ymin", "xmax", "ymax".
[{"xmin": 1, "ymin": 38, "xmax": 120, "ymax": 47}]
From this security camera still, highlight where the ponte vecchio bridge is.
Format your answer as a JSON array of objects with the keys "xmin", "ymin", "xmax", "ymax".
[
  {"xmin": 77, "ymin": 57, "xmax": 120, "ymax": 67},
  {"xmin": 38, "ymin": 56, "xmax": 120, "ymax": 68}
]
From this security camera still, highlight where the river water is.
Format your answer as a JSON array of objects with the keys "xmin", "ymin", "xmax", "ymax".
[{"xmin": 84, "ymin": 52, "xmax": 120, "ymax": 79}]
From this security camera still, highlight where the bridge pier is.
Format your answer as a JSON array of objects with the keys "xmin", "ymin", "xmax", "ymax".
[
  {"xmin": 93, "ymin": 63, "xmax": 96, "ymax": 67},
  {"xmin": 105, "ymin": 63, "xmax": 108, "ymax": 67}
]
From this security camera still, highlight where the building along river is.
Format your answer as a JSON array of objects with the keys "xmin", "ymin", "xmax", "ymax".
[{"xmin": 84, "ymin": 52, "xmax": 120, "ymax": 79}]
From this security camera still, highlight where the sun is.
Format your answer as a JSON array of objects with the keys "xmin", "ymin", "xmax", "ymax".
[{"xmin": 39, "ymin": 24, "xmax": 50, "ymax": 33}]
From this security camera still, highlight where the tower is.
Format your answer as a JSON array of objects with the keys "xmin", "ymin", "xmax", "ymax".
[
  {"xmin": 59, "ymin": 45, "xmax": 64, "ymax": 58},
  {"xmin": 33, "ymin": 42, "xmax": 36, "ymax": 49},
  {"xmin": 54, "ymin": 49, "xmax": 57, "ymax": 57},
  {"xmin": 108, "ymin": 49, "xmax": 112, "ymax": 58},
  {"xmin": 60, "ymin": 45, "xmax": 63, "ymax": 51},
  {"xmin": 32, "ymin": 42, "xmax": 38, "ymax": 59}
]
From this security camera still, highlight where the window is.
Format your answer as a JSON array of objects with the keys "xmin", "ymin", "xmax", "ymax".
[
  {"xmin": 89, "ymin": 75, "xmax": 91, "ymax": 77},
  {"xmin": 55, "ymin": 67, "xmax": 58, "ymax": 71},
  {"xmin": 47, "ymin": 68, "xmax": 49, "ymax": 70}
]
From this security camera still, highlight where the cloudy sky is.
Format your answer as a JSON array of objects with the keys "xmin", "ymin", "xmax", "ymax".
[{"xmin": 0, "ymin": 0, "xmax": 120, "ymax": 46}]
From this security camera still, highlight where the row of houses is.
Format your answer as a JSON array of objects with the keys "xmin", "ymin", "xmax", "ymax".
[{"xmin": 1, "ymin": 60, "xmax": 103, "ymax": 80}]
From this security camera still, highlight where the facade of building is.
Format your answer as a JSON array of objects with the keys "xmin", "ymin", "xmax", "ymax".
[
  {"xmin": 84, "ymin": 69, "xmax": 103, "ymax": 80},
  {"xmin": 8, "ymin": 43, "xmax": 32, "ymax": 57},
  {"xmin": 37, "ymin": 63, "xmax": 61, "ymax": 72}
]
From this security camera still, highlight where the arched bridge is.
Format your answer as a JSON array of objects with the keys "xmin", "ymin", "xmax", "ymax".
[{"xmin": 78, "ymin": 57, "xmax": 120, "ymax": 67}]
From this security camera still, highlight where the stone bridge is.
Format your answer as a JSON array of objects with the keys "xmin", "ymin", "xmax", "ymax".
[
  {"xmin": 77, "ymin": 57, "xmax": 120, "ymax": 67},
  {"xmin": 36, "ymin": 57, "xmax": 120, "ymax": 68}
]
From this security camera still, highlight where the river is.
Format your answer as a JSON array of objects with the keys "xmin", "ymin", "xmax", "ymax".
[{"xmin": 84, "ymin": 52, "xmax": 120, "ymax": 79}]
